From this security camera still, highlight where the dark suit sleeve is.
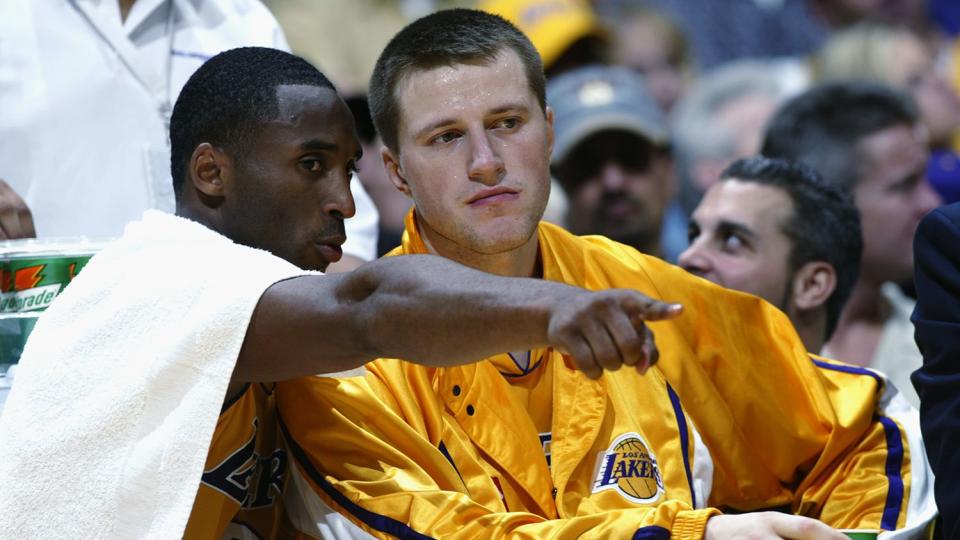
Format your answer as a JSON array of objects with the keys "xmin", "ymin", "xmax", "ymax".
[{"xmin": 911, "ymin": 203, "xmax": 960, "ymax": 539}]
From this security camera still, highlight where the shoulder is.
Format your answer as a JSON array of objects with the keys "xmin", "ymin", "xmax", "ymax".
[{"xmin": 541, "ymin": 222, "xmax": 717, "ymax": 291}]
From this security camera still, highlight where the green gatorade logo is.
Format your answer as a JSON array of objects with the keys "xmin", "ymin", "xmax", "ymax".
[{"xmin": 0, "ymin": 256, "xmax": 92, "ymax": 313}]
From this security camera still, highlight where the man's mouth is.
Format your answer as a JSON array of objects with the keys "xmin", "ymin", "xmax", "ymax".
[
  {"xmin": 315, "ymin": 237, "xmax": 345, "ymax": 263},
  {"xmin": 467, "ymin": 186, "xmax": 519, "ymax": 206}
]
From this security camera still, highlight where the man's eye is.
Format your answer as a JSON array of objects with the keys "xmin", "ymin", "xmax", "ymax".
[
  {"xmin": 721, "ymin": 234, "xmax": 745, "ymax": 252},
  {"xmin": 300, "ymin": 159, "xmax": 324, "ymax": 172},
  {"xmin": 891, "ymin": 175, "xmax": 921, "ymax": 194},
  {"xmin": 495, "ymin": 117, "xmax": 520, "ymax": 130},
  {"xmin": 432, "ymin": 131, "xmax": 460, "ymax": 145},
  {"xmin": 686, "ymin": 227, "xmax": 700, "ymax": 244}
]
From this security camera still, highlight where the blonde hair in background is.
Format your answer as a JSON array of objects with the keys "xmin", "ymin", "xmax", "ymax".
[{"xmin": 816, "ymin": 23, "xmax": 910, "ymax": 85}]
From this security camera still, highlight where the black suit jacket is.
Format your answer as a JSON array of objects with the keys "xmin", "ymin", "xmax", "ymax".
[{"xmin": 912, "ymin": 202, "xmax": 960, "ymax": 539}]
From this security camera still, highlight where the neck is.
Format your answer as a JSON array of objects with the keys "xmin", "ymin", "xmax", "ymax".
[
  {"xmin": 837, "ymin": 276, "xmax": 889, "ymax": 325},
  {"xmin": 822, "ymin": 276, "xmax": 891, "ymax": 365},
  {"xmin": 176, "ymin": 203, "xmax": 221, "ymax": 235},
  {"xmin": 790, "ymin": 308, "xmax": 827, "ymax": 354},
  {"xmin": 418, "ymin": 221, "xmax": 541, "ymax": 279}
]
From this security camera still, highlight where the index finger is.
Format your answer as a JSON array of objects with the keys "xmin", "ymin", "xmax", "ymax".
[{"xmin": 622, "ymin": 292, "xmax": 683, "ymax": 322}]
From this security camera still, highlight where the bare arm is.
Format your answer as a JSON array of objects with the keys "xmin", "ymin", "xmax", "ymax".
[{"xmin": 234, "ymin": 254, "xmax": 680, "ymax": 384}]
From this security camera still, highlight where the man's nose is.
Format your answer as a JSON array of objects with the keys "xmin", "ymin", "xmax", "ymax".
[
  {"xmin": 324, "ymin": 171, "xmax": 357, "ymax": 220},
  {"xmin": 468, "ymin": 131, "xmax": 505, "ymax": 185},
  {"xmin": 600, "ymin": 162, "xmax": 628, "ymax": 192},
  {"xmin": 678, "ymin": 238, "xmax": 711, "ymax": 276}
]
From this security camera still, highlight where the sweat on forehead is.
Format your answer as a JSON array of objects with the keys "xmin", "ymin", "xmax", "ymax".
[{"xmin": 272, "ymin": 84, "xmax": 342, "ymax": 122}]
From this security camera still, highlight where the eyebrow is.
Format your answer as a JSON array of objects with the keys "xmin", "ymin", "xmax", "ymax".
[
  {"xmin": 297, "ymin": 138, "xmax": 362, "ymax": 162},
  {"xmin": 488, "ymin": 103, "xmax": 530, "ymax": 116},
  {"xmin": 412, "ymin": 102, "xmax": 531, "ymax": 140},
  {"xmin": 715, "ymin": 220, "xmax": 757, "ymax": 240},
  {"xmin": 413, "ymin": 118, "xmax": 457, "ymax": 141},
  {"xmin": 299, "ymin": 139, "xmax": 338, "ymax": 152}
]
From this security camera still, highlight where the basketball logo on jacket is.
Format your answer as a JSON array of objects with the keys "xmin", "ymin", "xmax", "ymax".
[{"xmin": 592, "ymin": 432, "xmax": 664, "ymax": 503}]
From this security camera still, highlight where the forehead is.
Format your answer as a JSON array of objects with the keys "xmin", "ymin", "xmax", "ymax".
[
  {"xmin": 857, "ymin": 124, "xmax": 926, "ymax": 178},
  {"xmin": 696, "ymin": 180, "xmax": 794, "ymax": 231},
  {"xmin": 255, "ymin": 84, "xmax": 360, "ymax": 151},
  {"xmin": 394, "ymin": 50, "xmax": 537, "ymax": 134}
]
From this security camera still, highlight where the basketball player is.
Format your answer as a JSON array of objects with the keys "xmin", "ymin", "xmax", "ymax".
[{"xmin": 277, "ymin": 10, "xmax": 933, "ymax": 539}]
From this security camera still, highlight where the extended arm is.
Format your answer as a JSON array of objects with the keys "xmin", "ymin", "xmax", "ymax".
[{"xmin": 235, "ymin": 254, "xmax": 679, "ymax": 383}]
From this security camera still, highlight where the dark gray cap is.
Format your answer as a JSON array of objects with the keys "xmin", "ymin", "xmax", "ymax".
[{"xmin": 547, "ymin": 65, "xmax": 669, "ymax": 166}]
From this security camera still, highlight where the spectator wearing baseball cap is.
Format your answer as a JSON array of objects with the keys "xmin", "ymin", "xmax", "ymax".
[{"xmin": 549, "ymin": 65, "xmax": 674, "ymax": 258}]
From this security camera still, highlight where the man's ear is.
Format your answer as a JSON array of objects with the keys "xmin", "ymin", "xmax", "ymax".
[
  {"xmin": 189, "ymin": 143, "xmax": 229, "ymax": 198},
  {"xmin": 382, "ymin": 146, "xmax": 412, "ymax": 198},
  {"xmin": 792, "ymin": 261, "xmax": 837, "ymax": 311}
]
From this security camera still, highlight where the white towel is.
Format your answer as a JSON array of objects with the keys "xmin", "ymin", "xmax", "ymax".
[{"xmin": 0, "ymin": 210, "xmax": 310, "ymax": 539}]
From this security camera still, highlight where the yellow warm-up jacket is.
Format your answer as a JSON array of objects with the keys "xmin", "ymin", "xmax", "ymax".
[
  {"xmin": 183, "ymin": 383, "xmax": 288, "ymax": 539},
  {"xmin": 277, "ymin": 214, "xmax": 934, "ymax": 539}
]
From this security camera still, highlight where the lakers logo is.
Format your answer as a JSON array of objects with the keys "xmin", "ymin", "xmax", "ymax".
[{"xmin": 592, "ymin": 432, "xmax": 664, "ymax": 503}]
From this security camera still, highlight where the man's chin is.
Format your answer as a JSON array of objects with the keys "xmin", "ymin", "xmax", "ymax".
[
  {"xmin": 468, "ymin": 223, "xmax": 539, "ymax": 254},
  {"xmin": 293, "ymin": 253, "xmax": 329, "ymax": 273}
]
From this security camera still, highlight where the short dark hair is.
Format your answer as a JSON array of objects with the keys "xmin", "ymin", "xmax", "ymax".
[
  {"xmin": 369, "ymin": 8, "xmax": 546, "ymax": 153},
  {"xmin": 170, "ymin": 47, "xmax": 335, "ymax": 197},
  {"xmin": 761, "ymin": 80, "xmax": 918, "ymax": 190},
  {"xmin": 721, "ymin": 156, "xmax": 862, "ymax": 340}
]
